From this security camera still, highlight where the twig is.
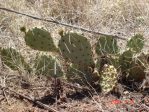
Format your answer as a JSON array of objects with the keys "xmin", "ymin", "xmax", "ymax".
[
  {"xmin": 2, "ymin": 88, "xmax": 10, "ymax": 105},
  {"xmin": 0, "ymin": 85, "xmax": 58, "ymax": 112},
  {"xmin": 62, "ymin": 80, "xmax": 90, "ymax": 91},
  {"xmin": 141, "ymin": 104, "xmax": 149, "ymax": 111},
  {"xmin": 0, "ymin": 7, "xmax": 126, "ymax": 40}
]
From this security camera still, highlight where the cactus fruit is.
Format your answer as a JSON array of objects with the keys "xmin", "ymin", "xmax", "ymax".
[
  {"xmin": 96, "ymin": 35, "xmax": 119, "ymax": 55},
  {"xmin": 20, "ymin": 26, "xmax": 26, "ymax": 33},
  {"xmin": 58, "ymin": 32, "xmax": 94, "ymax": 67},
  {"xmin": 127, "ymin": 34, "xmax": 144, "ymax": 53},
  {"xmin": 0, "ymin": 48, "xmax": 31, "ymax": 72},
  {"xmin": 100, "ymin": 64, "xmax": 118, "ymax": 93},
  {"xmin": 22, "ymin": 27, "xmax": 58, "ymax": 52},
  {"xmin": 34, "ymin": 54, "xmax": 63, "ymax": 77}
]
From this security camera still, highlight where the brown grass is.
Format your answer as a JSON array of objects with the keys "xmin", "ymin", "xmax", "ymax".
[
  {"xmin": 0, "ymin": 0, "xmax": 149, "ymax": 111},
  {"xmin": 0, "ymin": 0, "xmax": 149, "ymax": 49}
]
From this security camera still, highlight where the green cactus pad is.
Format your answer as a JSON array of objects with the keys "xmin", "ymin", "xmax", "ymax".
[
  {"xmin": 0, "ymin": 48, "xmax": 31, "ymax": 72},
  {"xmin": 66, "ymin": 64, "xmax": 84, "ymax": 84},
  {"xmin": 127, "ymin": 34, "xmax": 144, "ymax": 53},
  {"xmin": 96, "ymin": 55, "xmax": 119, "ymax": 72},
  {"xmin": 108, "ymin": 55, "xmax": 119, "ymax": 68},
  {"xmin": 119, "ymin": 49, "xmax": 133, "ymax": 72},
  {"xmin": 23, "ymin": 27, "xmax": 57, "ymax": 52},
  {"xmin": 34, "ymin": 54, "xmax": 63, "ymax": 77},
  {"xmin": 100, "ymin": 64, "xmax": 118, "ymax": 93},
  {"xmin": 66, "ymin": 63, "xmax": 98, "ymax": 85},
  {"xmin": 127, "ymin": 54, "xmax": 146, "ymax": 82},
  {"xmin": 96, "ymin": 35, "xmax": 119, "ymax": 55},
  {"xmin": 58, "ymin": 32, "xmax": 94, "ymax": 66}
]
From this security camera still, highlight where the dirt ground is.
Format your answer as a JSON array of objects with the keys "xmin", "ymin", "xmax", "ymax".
[
  {"xmin": 0, "ymin": 68, "xmax": 148, "ymax": 112},
  {"xmin": 0, "ymin": 0, "xmax": 149, "ymax": 112}
]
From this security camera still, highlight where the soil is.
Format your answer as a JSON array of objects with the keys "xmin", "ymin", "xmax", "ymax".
[{"xmin": 0, "ymin": 70, "xmax": 149, "ymax": 112}]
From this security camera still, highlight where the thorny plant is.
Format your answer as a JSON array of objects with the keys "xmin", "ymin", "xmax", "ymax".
[{"xmin": 0, "ymin": 27, "xmax": 148, "ymax": 95}]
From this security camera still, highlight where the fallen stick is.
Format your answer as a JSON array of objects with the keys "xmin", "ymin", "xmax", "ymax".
[{"xmin": 0, "ymin": 85, "xmax": 59, "ymax": 112}]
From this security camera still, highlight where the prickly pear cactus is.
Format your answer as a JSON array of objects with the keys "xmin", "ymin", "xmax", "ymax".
[
  {"xmin": 0, "ymin": 48, "xmax": 31, "ymax": 72},
  {"xmin": 127, "ymin": 34, "xmax": 144, "ymax": 53},
  {"xmin": 100, "ymin": 64, "xmax": 118, "ymax": 93},
  {"xmin": 58, "ymin": 32, "xmax": 94, "ymax": 67},
  {"xmin": 66, "ymin": 63, "xmax": 99, "ymax": 85},
  {"xmin": 119, "ymin": 49, "xmax": 146, "ymax": 82},
  {"xmin": 66, "ymin": 64, "xmax": 85, "ymax": 84},
  {"xmin": 34, "ymin": 54, "xmax": 63, "ymax": 77},
  {"xmin": 22, "ymin": 27, "xmax": 58, "ymax": 52},
  {"xmin": 95, "ymin": 35, "xmax": 119, "ymax": 71},
  {"xmin": 96, "ymin": 55, "xmax": 119, "ymax": 73},
  {"xmin": 127, "ymin": 53, "xmax": 146, "ymax": 82},
  {"xmin": 96, "ymin": 35, "xmax": 119, "ymax": 55},
  {"xmin": 119, "ymin": 49, "xmax": 133, "ymax": 73}
]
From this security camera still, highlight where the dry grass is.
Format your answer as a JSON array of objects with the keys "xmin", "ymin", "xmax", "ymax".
[
  {"xmin": 0, "ymin": 0, "xmax": 149, "ymax": 63},
  {"xmin": 0, "ymin": 0, "xmax": 149, "ymax": 111},
  {"xmin": 0, "ymin": 0, "xmax": 149, "ymax": 50}
]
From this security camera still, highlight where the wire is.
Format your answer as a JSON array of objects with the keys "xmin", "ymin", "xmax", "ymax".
[{"xmin": 0, "ymin": 7, "xmax": 126, "ymax": 40}]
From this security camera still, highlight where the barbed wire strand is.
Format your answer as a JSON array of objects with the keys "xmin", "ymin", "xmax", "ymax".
[
  {"xmin": 0, "ymin": 7, "xmax": 126, "ymax": 40},
  {"xmin": 1, "ymin": 7, "xmax": 149, "ymax": 48}
]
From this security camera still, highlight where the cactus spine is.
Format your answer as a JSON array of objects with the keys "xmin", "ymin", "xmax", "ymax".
[
  {"xmin": 1, "ymin": 26, "xmax": 147, "ymax": 92},
  {"xmin": 0, "ymin": 48, "xmax": 31, "ymax": 72},
  {"xmin": 34, "ymin": 54, "xmax": 63, "ymax": 77},
  {"xmin": 22, "ymin": 27, "xmax": 58, "ymax": 52}
]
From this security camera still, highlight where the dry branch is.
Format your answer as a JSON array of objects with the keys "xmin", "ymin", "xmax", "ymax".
[{"xmin": 0, "ymin": 85, "xmax": 59, "ymax": 112}]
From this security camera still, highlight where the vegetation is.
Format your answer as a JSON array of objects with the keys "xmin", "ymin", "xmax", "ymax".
[
  {"xmin": 0, "ymin": 0, "xmax": 149, "ymax": 111},
  {"xmin": 1, "ymin": 27, "xmax": 148, "ymax": 94}
]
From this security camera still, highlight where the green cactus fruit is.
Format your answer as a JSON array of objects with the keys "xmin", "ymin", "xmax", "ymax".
[
  {"xmin": 23, "ymin": 27, "xmax": 57, "ymax": 52},
  {"xmin": 100, "ymin": 64, "xmax": 118, "ymax": 93},
  {"xmin": 34, "ymin": 54, "xmax": 63, "ymax": 77},
  {"xmin": 127, "ymin": 34, "xmax": 144, "ymax": 53},
  {"xmin": 96, "ymin": 35, "xmax": 119, "ymax": 55},
  {"xmin": 0, "ymin": 48, "xmax": 31, "ymax": 72},
  {"xmin": 20, "ymin": 26, "xmax": 26, "ymax": 33},
  {"xmin": 58, "ymin": 32, "xmax": 94, "ymax": 67},
  {"xmin": 119, "ymin": 49, "xmax": 133, "ymax": 73}
]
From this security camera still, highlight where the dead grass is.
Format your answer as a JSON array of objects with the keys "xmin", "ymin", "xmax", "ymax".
[
  {"xmin": 0, "ymin": 0, "xmax": 149, "ymax": 111},
  {"xmin": 0, "ymin": 0, "xmax": 149, "ymax": 53}
]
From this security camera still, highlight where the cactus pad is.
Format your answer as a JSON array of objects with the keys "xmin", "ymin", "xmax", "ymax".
[
  {"xmin": 127, "ymin": 54, "xmax": 146, "ymax": 81},
  {"xmin": 58, "ymin": 32, "xmax": 94, "ymax": 66},
  {"xmin": 66, "ymin": 63, "xmax": 98, "ymax": 85},
  {"xmin": 34, "ymin": 54, "xmax": 63, "ymax": 77},
  {"xmin": 23, "ymin": 27, "xmax": 57, "ymax": 52},
  {"xmin": 127, "ymin": 34, "xmax": 144, "ymax": 53},
  {"xmin": 0, "ymin": 48, "xmax": 31, "ymax": 72},
  {"xmin": 96, "ymin": 35, "xmax": 119, "ymax": 55},
  {"xmin": 100, "ymin": 64, "xmax": 118, "ymax": 93},
  {"xmin": 119, "ymin": 49, "xmax": 133, "ymax": 73}
]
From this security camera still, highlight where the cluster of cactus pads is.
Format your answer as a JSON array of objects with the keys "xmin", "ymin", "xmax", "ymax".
[{"xmin": 0, "ymin": 27, "xmax": 148, "ymax": 94}]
